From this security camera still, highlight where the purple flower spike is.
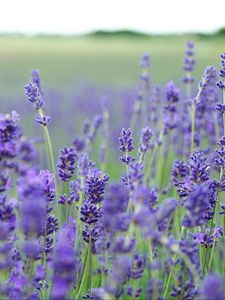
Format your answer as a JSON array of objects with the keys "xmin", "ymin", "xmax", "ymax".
[
  {"xmin": 57, "ymin": 146, "xmax": 77, "ymax": 182},
  {"xmin": 24, "ymin": 81, "xmax": 44, "ymax": 110},
  {"xmin": 119, "ymin": 128, "xmax": 135, "ymax": 165},
  {"xmin": 217, "ymin": 52, "xmax": 225, "ymax": 90},
  {"xmin": 201, "ymin": 274, "xmax": 224, "ymax": 300},
  {"xmin": 182, "ymin": 41, "xmax": 196, "ymax": 84},
  {"xmin": 36, "ymin": 115, "xmax": 51, "ymax": 126}
]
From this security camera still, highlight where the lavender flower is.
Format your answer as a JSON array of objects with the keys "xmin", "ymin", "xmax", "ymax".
[
  {"xmin": 57, "ymin": 146, "xmax": 77, "ymax": 182},
  {"xmin": 24, "ymin": 81, "xmax": 44, "ymax": 110},
  {"xmin": 182, "ymin": 41, "xmax": 195, "ymax": 84},
  {"xmin": 36, "ymin": 115, "xmax": 51, "ymax": 126},
  {"xmin": 217, "ymin": 53, "xmax": 225, "ymax": 90},
  {"xmin": 51, "ymin": 224, "xmax": 76, "ymax": 300},
  {"xmin": 119, "ymin": 128, "xmax": 135, "ymax": 165},
  {"xmin": 201, "ymin": 274, "xmax": 224, "ymax": 300}
]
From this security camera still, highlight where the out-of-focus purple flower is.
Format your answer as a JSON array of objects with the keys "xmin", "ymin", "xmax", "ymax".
[
  {"xmin": 201, "ymin": 274, "xmax": 224, "ymax": 300},
  {"xmin": 125, "ymin": 162, "xmax": 144, "ymax": 190},
  {"xmin": 31, "ymin": 70, "xmax": 42, "ymax": 92},
  {"xmin": 103, "ymin": 183, "xmax": 129, "ymax": 232},
  {"xmin": 77, "ymin": 153, "xmax": 95, "ymax": 177},
  {"xmin": 18, "ymin": 137, "xmax": 38, "ymax": 163},
  {"xmin": 22, "ymin": 240, "xmax": 42, "ymax": 260},
  {"xmin": 57, "ymin": 146, "xmax": 77, "ymax": 182},
  {"xmin": 51, "ymin": 225, "xmax": 76, "ymax": 300},
  {"xmin": 182, "ymin": 184, "xmax": 212, "ymax": 227},
  {"xmin": 140, "ymin": 53, "xmax": 150, "ymax": 69},
  {"xmin": 73, "ymin": 137, "xmax": 85, "ymax": 152},
  {"xmin": 0, "ymin": 111, "xmax": 21, "ymax": 159},
  {"xmin": 164, "ymin": 81, "xmax": 180, "ymax": 133},
  {"xmin": 138, "ymin": 127, "xmax": 153, "ymax": 156},
  {"xmin": 146, "ymin": 279, "xmax": 164, "ymax": 300},
  {"xmin": 133, "ymin": 185, "xmax": 157, "ymax": 211},
  {"xmin": 18, "ymin": 171, "xmax": 46, "ymax": 237},
  {"xmin": 112, "ymin": 236, "xmax": 135, "ymax": 254},
  {"xmin": 130, "ymin": 252, "xmax": 145, "ymax": 279},
  {"xmin": 182, "ymin": 41, "xmax": 195, "ymax": 84}
]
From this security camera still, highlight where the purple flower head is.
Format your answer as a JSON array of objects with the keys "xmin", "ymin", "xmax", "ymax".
[
  {"xmin": 216, "ymin": 53, "xmax": 225, "ymax": 88},
  {"xmin": 164, "ymin": 81, "xmax": 180, "ymax": 133},
  {"xmin": 57, "ymin": 146, "xmax": 77, "ymax": 182},
  {"xmin": 189, "ymin": 151, "xmax": 210, "ymax": 183},
  {"xmin": 182, "ymin": 184, "xmax": 212, "ymax": 227},
  {"xmin": 103, "ymin": 183, "xmax": 129, "ymax": 231},
  {"xmin": 24, "ymin": 81, "xmax": 44, "ymax": 110},
  {"xmin": 199, "ymin": 66, "xmax": 217, "ymax": 91},
  {"xmin": 111, "ymin": 256, "xmax": 131, "ymax": 284},
  {"xmin": 192, "ymin": 226, "xmax": 223, "ymax": 248},
  {"xmin": 215, "ymin": 138, "xmax": 225, "ymax": 169},
  {"xmin": 215, "ymin": 102, "xmax": 225, "ymax": 113},
  {"xmin": 82, "ymin": 224, "xmax": 100, "ymax": 244},
  {"xmin": 182, "ymin": 41, "xmax": 195, "ymax": 84},
  {"xmin": 130, "ymin": 253, "xmax": 145, "ymax": 279},
  {"xmin": 34, "ymin": 265, "xmax": 46, "ymax": 281},
  {"xmin": 40, "ymin": 170, "xmax": 55, "ymax": 203},
  {"xmin": 112, "ymin": 236, "xmax": 135, "ymax": 254},
  {"xmin": 36, "ymin": 115, "xmax": 51, "ymax": 126},
  {"xmin": 155, "ymin": 198, "xmax": 177, "ymax": 231},
  {"xmin": 22, "ymin": 240, "xmax": 42, "ymax": 260},
  {"xmin": 0, "ymin": 195, "xmax": 16, "ymax": 232},
  {"xmin": 201, "ymin": 274, "xmax": 224, "ymax": 300},
  {"xmin": 171, "ymin": 160, "xmax": 189, "ymax": 186},
  {"xmin": 18, "ymin": 170, "xmax": 46, "ymax": 237},
  {"xmin": 73, "ymin": 137, "xmax": 85, "ymax": 152},
  {"xmin": 18, "ymin": 137, "xmax": 38, "ymax": 163},
  {"xmin": 77, "ymin": 152, "xmax": 95, "ymax": 177},
  {"xmin": 85, "ymin": 168, "xmax": 109, "ymax": 203},
  {"xmin": 146, "ymin": 279, "xmax": 163, "ymax": 300},
  {"xmin": 140, "ymin": 53, "xmax": 150, "ymax": 69},
  {"xmin": 127, "ymin": 287, "xmax": 142, "ymax": 299},
  {"xmin": 31, "ymin": 70, "xmax": 42, "ymax": 91},
  {"xmin": 165, "ymin": 81, "xmax": 180, "ymax": 104},
  {"xmin": 52, "ymin": 226, "xmax": 76, "ymax": 300},
  {"xmin": 0, "ymin": 170, "xmax": 11, "ymax": 193},
  {"xmin": 80, "ymin": 199, "xmax": 102, "ymax": 225},
  {"xmin": 138, "ymin": 127, "xmax": 153, "ymax": 154},
  {"xmin": 126, "ymin": 162, "xmax": 144, "ymax": 190},
  {"xmin": 119, "ymin": 128, "xmax": 135, "ymax": 165},
  {"xmin": 0, "ymin": 111, "xmax": 21, "ymax": 158},
  {"xmin": 133, "ymin": 185, "xmax": 157, "ymax": 209}
]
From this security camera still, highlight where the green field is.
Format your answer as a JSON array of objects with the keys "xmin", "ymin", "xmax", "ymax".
[
  {"xmin": 0, "ymin": 34, "xmax": 224, "ymax": 169},
  {"xmin": 0, "ymin": 35, "xmax": 224, "ymax": 98}
]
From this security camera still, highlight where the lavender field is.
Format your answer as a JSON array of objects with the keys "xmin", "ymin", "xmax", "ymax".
[{"xmin": 1, "ymin": 35, "xmax": 225, "ymax": 299}]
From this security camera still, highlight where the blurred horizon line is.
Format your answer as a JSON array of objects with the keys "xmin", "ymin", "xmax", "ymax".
[{"xmin": 0, "ymin": 27, "xmax": 225, "ymax": 38}]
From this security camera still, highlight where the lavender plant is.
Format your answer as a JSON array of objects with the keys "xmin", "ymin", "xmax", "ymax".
[{"xmin": 1, "ymin": 42, "xmax": 225, "ymax": 300}]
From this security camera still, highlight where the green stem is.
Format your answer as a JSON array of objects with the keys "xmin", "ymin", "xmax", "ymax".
[
  {"xmin": 38, "ymin": 108, "xmax": 61, "ymax": 225},
  {"xmin": 191, "ymin": 103, "xmax": 196, "ymax": 154}
]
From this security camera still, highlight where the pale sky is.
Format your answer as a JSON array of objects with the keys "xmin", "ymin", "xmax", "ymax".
[{"xmin": 0, "ymin": 0, "xmax": 224, "ymax": 34}]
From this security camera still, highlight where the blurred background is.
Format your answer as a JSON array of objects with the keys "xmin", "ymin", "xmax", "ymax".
[{"xmin": 0, "ymin": 0, "xmax": 225, "ymax": 156}]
